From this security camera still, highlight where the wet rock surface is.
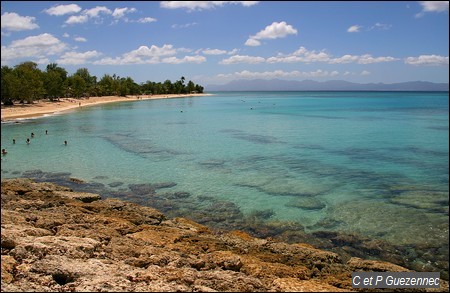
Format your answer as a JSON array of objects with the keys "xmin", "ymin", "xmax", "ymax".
[{"xmin": 1, "ymin": 178, "xmax": 448, "ymax": 292}]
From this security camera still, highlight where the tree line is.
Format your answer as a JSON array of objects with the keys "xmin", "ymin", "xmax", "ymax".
[{"xmin": 1, "ymin": 61, "xmax": 204, "ymax": 105}]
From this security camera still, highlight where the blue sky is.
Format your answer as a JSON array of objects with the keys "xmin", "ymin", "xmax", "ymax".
[{"xmin": 1, "ymin": 1, "xmax": 449, "ymax": 87}]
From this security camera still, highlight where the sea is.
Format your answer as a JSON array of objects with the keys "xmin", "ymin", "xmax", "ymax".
[{"xmin": 1, "ymin": 91, "xmax": 448, "ymax": 278}]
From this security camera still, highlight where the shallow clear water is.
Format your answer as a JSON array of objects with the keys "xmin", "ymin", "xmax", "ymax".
[{"xmin": 2, "ymin": 91, "xmax": 448, "ymax": 274}]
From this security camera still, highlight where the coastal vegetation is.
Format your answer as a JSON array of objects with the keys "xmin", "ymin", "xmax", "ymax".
[{"xmin": 1, "ymin": 61, "xmax": 204, "ymax": 105}]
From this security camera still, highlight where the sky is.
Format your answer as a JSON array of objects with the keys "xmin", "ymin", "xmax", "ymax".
[{"xmin": 1, "ymin": 1, "xmax": 449, "ymax": 87}]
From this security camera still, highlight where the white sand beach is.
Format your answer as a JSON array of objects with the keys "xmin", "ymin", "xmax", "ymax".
[{"xmin": 1, "ymin": 94, "xmax": 211, "ymax": 121}]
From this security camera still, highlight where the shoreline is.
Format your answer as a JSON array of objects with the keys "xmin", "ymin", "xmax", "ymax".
[
  {"xmin": 5, "ymin": 178, "xmax": 447, "ymax": 292},
  {"xmin": 1, "ymin": 93, "xmax": 212, "ymax": 122}
]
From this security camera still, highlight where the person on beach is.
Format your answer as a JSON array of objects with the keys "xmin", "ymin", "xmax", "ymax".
[
  {"xmin": 45, "ymin": 130, "xmax": 48, "ymax": 135},
  {"xmin": 13, "ymin": 139, "xmax": 16, "ymax": 144},
  {"xmin": 64, "ymin": 140, "xmax": 67, "ymax": 145}
]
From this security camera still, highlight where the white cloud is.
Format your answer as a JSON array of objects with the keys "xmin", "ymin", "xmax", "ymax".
[
  {"xmin": 253, "ymin": 21, "xmax": 298, "ymax": 39},
  {"xmin": 418, "ymin": 1, "xmax": 449, "ymax": 12},
  {"xmin": 125, "ymin": 45, "xmax": 177, "ymax": 58},
  {"xmin": 137, "ymin": 17, "xmax": 157, "ymax": 23},
  {"xmin": 348, "ymin": 23, "xmax": 391, "ymax": 33},
  {"xmin": 246, "ymin": 21, "xmax": 297, "ymax": 46},
  {"xmin": 63, "ymin": 33, "xmax": 70, "ymax": 38},
  {"xmin": 65, "ymin": 14, "xmax": 89, "ymax": 24},
  {"xmin": 357, "ymin": 55, "xmax": 398, "ymax": 64},
  {"xmin": 93, "ymin": 44, "xmax": 205, "ymax": 65},
  {"xmin": 369, "ymin": 22, "xmax": 392, "ymax": 31},
  {"xmin": 93, "ymin": 56, "xmax": 150, "ymax": 65},
  {"xmin": 280, "ymin": 47, "xmax": 398, "ymax": 64},
  {"xmin": 84, "ymin": 6, "xmax": 112, "ymax": 18},
  {"xmin": 216, "ymin": 46, "xmax": 398, "ymax": 65},
  {"xmin": 405, "ymin": 55, "xmax": 449, "ymax": 66},
  {"xmin": 177, "ymin": 47, "xmax": 193, "ymax": 53},
  {"xmin": 1, "ymin": 33, "xmax": 67, "ymax": 64},
  {"xmin": 74, "ymin": 37, "xmax": 87, "ymax": 42},
  {"xmin": 161, "ymin": 55, "xmax": 206, "ymax": 64},
  {"xmin": 172, "ymin": 22, "xmax": 198, "ymax": 29},
  {"xmin": 361, "ymin": 70, "xmax": 371, "ymax": 75},
  {"xmin": 202, "ymin": 49, "xmax": 228, "ymax": 55},
  {"xmin": 416, "ymin": 1, "xmax": 449, "ymax": 17},
  {"xmin": 244, "ymin": 38, "xmax": 261, "ymax": 46},
  {"xmin": 219, "ymin": 55, "xmax": 265, "ymax": 64},
  {"xmin": 347, "ymin": 25, "xmax": 362, "ymax": 33},
  {"xmin": 267, "ymin": 47, "xmax": 331, "ymax": 63},
  {"xmin": 160, "ymin": 1, "xmax": 259, "ymax": 11},
  {"xmin": 217, "ymin": 69, "xmax": 340, "ymax": 80},
  {"xmin": 112, "ymin": 7, "xmax": 137, "ymax": 19},
  {"xmin": 57, "ymin": 50, "xmax": 102, "ymax": 65},
  {"xmin": 328, "ymin": 54, "xmax": 358, "ymax": 64},
  {"xmin": 64, "ymin": 6, "xmax": 112, "ymax": 25},
  {"xmin": 1, "ymin": 12, "xmax": 39, "ymax": 31},
  {"xmin": 330, "ymin": 54, "xmax": 398, "ymax": 64},
  {"xmin": 44, "ymin": 4, "xmax": 82, "ymax": 16}
]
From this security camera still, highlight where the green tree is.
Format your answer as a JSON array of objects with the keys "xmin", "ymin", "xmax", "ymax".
[
  {"xmin": 163, "ymin": 79, "xmax": 173, "ymax": 94},
  {"xmin": 74, "ymin": 68, "xmax": 96, "ymax": 97},
  {"xmin": 66, "ymin": 75, "xmax": 86, "ymax": 98},
  {"xmin": 46, "ymin": 63, "xmax": 67, "ymax": 81},
  {"xmin": 123, "ymin": 77, "xmax": 140, "ymax": 95},
  {"xmin": 14, "ymin": 62, "xmax": 45, "ymax": 103},
  {"xmin": 44, "ymin": 63, "xmax": 67, "ymax": 101},
  {"xmin": 195, "ymin": 84, "xmax": 204, "ymax": 93},
  {"xmin": 2, "ymin": 60, "xmax": 206, "ymax": 103},
  {"xmin": 187, "ymin": 80, "xmax": 196, "ymax": 93},
  {"xmin": 1, "ymin": 66, "xmax": 19, "ymax": 105},
  {"xmin": 98, "ymin": 74, "xmax": 115, "ymax": 96}
]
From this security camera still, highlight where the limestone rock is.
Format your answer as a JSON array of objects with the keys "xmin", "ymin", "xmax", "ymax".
[
  {"xmin": 2, "ymin": 178, "xmax": 447, "ymax": 292},
  {"xmin": 54, "ymin": 190, "xmax": 101, "ymax": 203}
]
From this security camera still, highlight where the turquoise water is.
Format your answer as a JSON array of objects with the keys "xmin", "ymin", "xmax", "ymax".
[{"xmin": 1, "ymin": 91, "xmax": 448, "ymax": 275}]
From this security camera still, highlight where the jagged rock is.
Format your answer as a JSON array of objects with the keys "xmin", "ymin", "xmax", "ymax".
[
  {"xmin": 54, "ymin": 190, "xmax": 101, "ymax": 203},
  {"xmin": 346, "ymin": 257, "xmax": 410, "ymax": 272},
  {"xmin": 1, "ymin": 255, "xmax": 16, "ymax": 284},
  {"xmin": 69, "ymin": 177, "xmax": 85, "ymax": 184},
  {"xmin": 1, "ymin": 178, "xmax": 448, "ymax": 292}
]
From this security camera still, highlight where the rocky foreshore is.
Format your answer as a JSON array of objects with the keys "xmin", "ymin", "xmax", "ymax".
[{"xmin": 1, "ymin": 178, "xmax": 447, "ymax": 292}]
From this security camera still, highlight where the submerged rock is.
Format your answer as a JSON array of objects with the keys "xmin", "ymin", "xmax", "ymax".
[
  {"xmin": 285, "ymin": 197, "xmax": 326, "ymax": 210},
  {"xmin": 128, "ymin": 183, "xmax": 156, "ymax": 195},
  {"xmin": 108, "ymin": 181, "xmax": 123, "ymax": 188}
]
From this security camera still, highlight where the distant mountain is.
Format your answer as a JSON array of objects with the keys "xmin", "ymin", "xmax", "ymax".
[{"xmin": 206, "ymin": 79, "xmax": 449, "ymax": 92}]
